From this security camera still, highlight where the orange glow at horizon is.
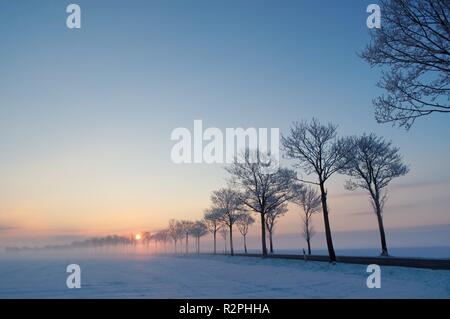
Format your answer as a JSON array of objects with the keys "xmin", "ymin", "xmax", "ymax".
[{"xmin": 135, "ymin": 233, "xmax": 142, "ymax": 240}]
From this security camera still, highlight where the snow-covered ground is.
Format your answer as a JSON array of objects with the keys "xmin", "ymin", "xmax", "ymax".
[{"xmin": 0, "ymin": 251, "xmax": 449, "ymax": 298}]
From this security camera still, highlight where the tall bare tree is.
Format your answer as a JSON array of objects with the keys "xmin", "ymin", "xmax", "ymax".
[
  {"xmin": 361, "ymin": 0, "xmax": 450, "ymax": 129},
  {"xmin": 282, "ymin": 119, "xmax": 353, "ymax": 262},
  {"xmin": 236, "ymin": 213, "xmax": 255, "ymax": 254},
  {"xmin": 211, "ymin": 188, "xmax": 242, "ymax": 256},
  {"xmin": 204, "ymin": 209, "xmax": 223, "ymax": 254},
  {"xmin": 294, "ymin": 185, "xmax": 321, "ymax": 255},
  {"xmin": 341, "ymin": 133, "xmax": 409, "ymax": 256},
  {"xmin": 227, "ymin": 150, "xmax": 299, "ymax": 257},
  {"xmin": 265, "ymin": 204, "xmax": 288, "ymax": 254}
]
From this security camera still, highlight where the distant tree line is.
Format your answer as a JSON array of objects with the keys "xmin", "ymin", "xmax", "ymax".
[{"xmin": 5, "ymin": 235, "xmax": 132, "ymax": 252}]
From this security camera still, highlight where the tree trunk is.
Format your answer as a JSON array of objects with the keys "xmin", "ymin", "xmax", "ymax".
[
  {"xmin": 320, "ymin": 182, "xmax": 336, "ymax": 262},
  {"xmin": 174, "ymin": 240, "xmax": 177, "ymax": 254},
  {"xmin": 375, "ymin": 200, "xmax": 389, "ymax": 256},
  {"xmin": 260, "ymin": 213, "xmax": 268, "ymax": 257},
  {"xmin": 185, "ymin": 234, "xmax": 188, "ymax": 254},
  {"xmin": 213, "ymin": 230, "xmax": 217, "ymax": 254},
  {"xmin": 229, "ymin": 224, "xmax": 234, "ymax": 256},
  {"xmin": 243, "ymin": 234, "xmax": 247, "ymax": 254},
  {"xmin": 269, "ymin": 231, "xmax": 274, "ymax": 253},
  {"xmin": 305, "ymin": 219, "xmax": 312, "ymax": 255}
]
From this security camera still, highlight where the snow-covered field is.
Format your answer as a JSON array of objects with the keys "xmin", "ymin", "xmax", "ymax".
[{"xmin": 1, "ymin": 252, "xmax": 449, "ymax": 298}]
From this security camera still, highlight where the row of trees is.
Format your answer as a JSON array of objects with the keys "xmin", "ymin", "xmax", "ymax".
[
  {"xmin": 230, "ymin": 120, "xmax": 408, "ymax": 261},
  {"xmin": 141, "ymin": 221, "xmax": 208, "ymax": 254},
  {"xmin": 281, "ymin": 122, "xmax": 408, "ymax": 259},
  {"xmin": 144, "ymin": 210, "xmax": 255, "ymax": 255},
  {"xmin": 145, "ymin": 0, "xmax": 448, "ymax": 260},
  {"xmin": 144, "ymin": 0, "xmax": 447, "ymax": 261},
  {"xmin": 147, "ymin": 119, "xmax": 408, "ymax": 262}
]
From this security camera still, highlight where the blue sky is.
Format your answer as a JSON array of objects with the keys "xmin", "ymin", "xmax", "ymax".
[{"xmin": 0, "ymin": 0, "xmax": 449, "ymax": 247}]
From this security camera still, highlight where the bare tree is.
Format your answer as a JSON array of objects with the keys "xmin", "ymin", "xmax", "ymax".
[
  {"xmin": 361, "ymin": 0, "xmax": 450, "ymax": 129},
  {"xmin": 211, "ymin": 188, "xmax": 242, "ymax": 256},
  {"xmin": 294, "ymin": 185, "xmax": 321, "ymax": 255},
  {"xmin": 227, "ymin": 150, "xmax": 299, "ymax": 257},
  {"xmin": 341, "ymin": 133, "xmax": 409, "ymax": 256},
  {"xmin": 142, "ymin": 231, "xmax": 152, "ymax": 249},
  {"xmin": 168, "ymin": 219, "xmax": 183, "ymax": 254},
  {"xmin": 282, "ymin": 119, "xmax": 353, "ymax": 262},
  {"xmin": 180, "ymin": 220, "xmax": 194, "ymax": 254},
  {"xmin": 265, "ymin": 204, "xmax": 288, "ymax": 254},
  {"xmin": 157, "ymin": 229, "xmax": 170, "ymax": 253},
  {"xmin": 190, "ymin": 221, "xmax": 208, "ymax": 254},
  {"xmin": 219, "ymin": 227, "xmax": 229, "ymax": 254},
  {"xmin": 204, "ymin": 209, "xmax": 223, "ymax": 254},
  {"xmin": 236, "ymin": 213, "xmax": 255, "ymax": 254},
  {"xmin": 149, "ymin": 232, "xmax": 158, "ymax": 251}
]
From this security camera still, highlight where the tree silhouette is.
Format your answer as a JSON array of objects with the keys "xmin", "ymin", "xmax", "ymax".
[
  {"xmin": 341, "ymin": 133, "xmax": 409, "ymax": 256},
  {"xmin": 204, "ymin": 209, "xmax": 223, "ymax": 254},
  {"xmin": 294, "ymin": 185, "xmax": 321, "ymax": 255},
  {"xmin": 361, "ymin": 0, "xmax": 450, "ymax": 129},
  {"xmin": 282, "ymin": 119, "xmax": 354, "ymax": 262},
  {"xmin": 265, "ymin": 204, "xmax": 288, "ymax": 254},
  {"xmin": 190, "ymin": 221, "xmax": 208, "ymax": 254},
  {"xmin": 180, "ymin": 220, "xmax": 195, "ymax": 254},
  {"xmin": 236, "ymin": 213, "xmax": 255, "ymax": 254},
  {"xmin": 168, "ymin": 219, "xmax": 184, "ymax": 254},
  {"xmin": 227, "ymin": 150, "xmax": 299, "ymax": 257},
  {"xmin": 211, "ymin": 188, "xmax": 242, "ymax": 256}
]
